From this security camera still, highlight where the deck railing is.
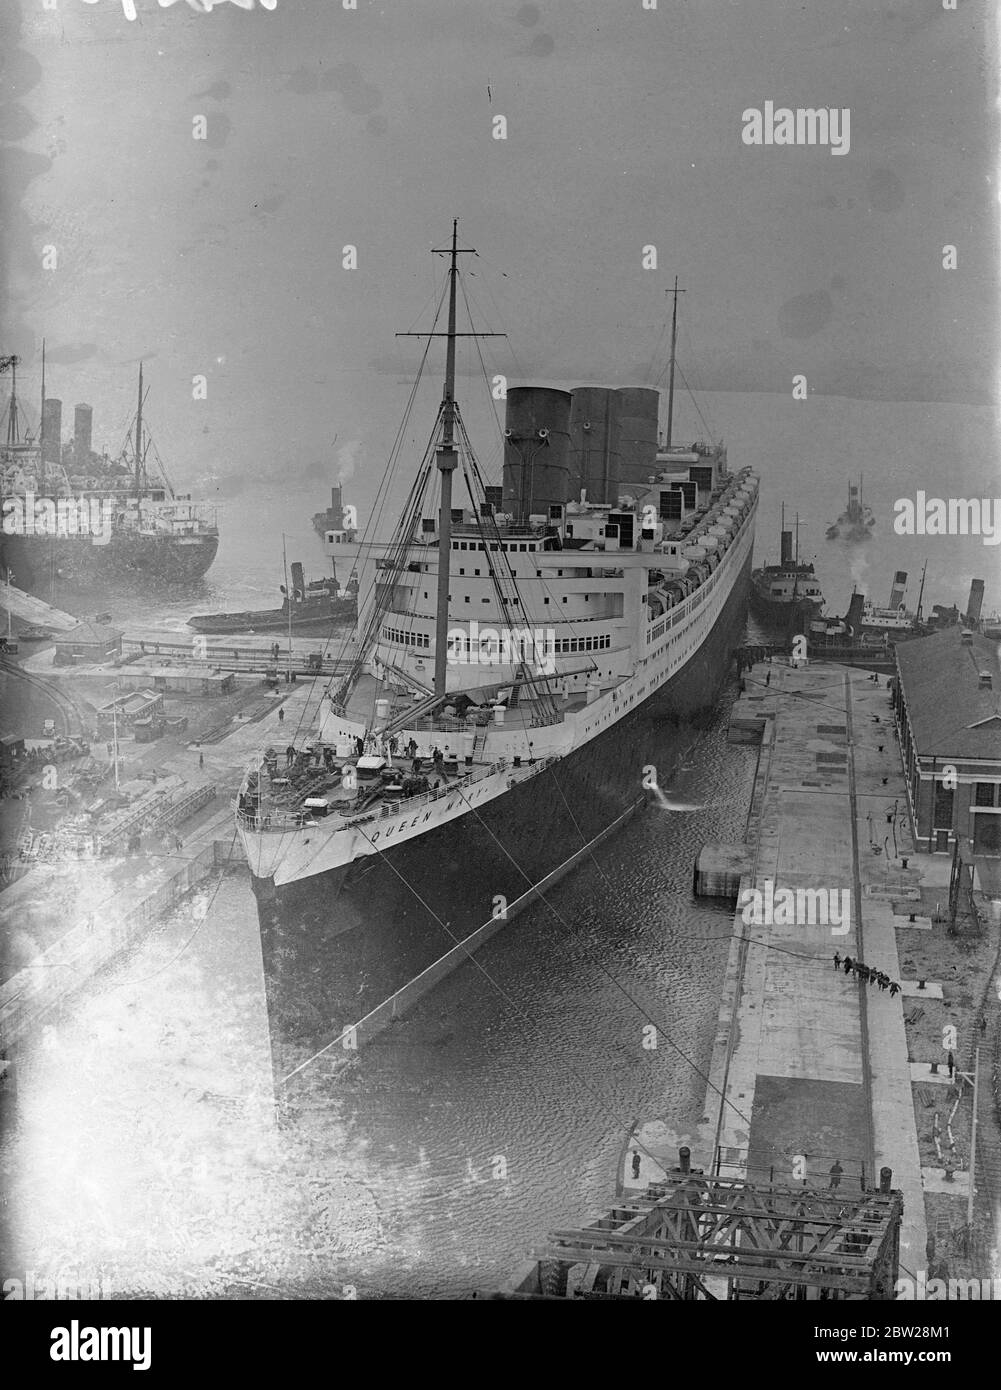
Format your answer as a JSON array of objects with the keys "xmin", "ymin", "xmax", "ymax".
[{"xmin": 236, "ymin": 754, "xmax": 555, "ymax": 833}]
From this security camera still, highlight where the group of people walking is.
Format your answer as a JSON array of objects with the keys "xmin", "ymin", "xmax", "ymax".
[{"xmin": 834, "ymin": 953, "xmax": 900, "ymax": 996}]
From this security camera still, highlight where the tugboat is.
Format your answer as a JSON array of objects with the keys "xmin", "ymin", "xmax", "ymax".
[
  {"xmin": 189, "ymin": 558, "xmax": 357, "ymax": 634},
  {"xmin": 749, "ymin": 506, "xmax": 824, "ymax": 633},
  {"xmin": 826, "ymin": 476, "xmax": 874, "ymax": 542}
]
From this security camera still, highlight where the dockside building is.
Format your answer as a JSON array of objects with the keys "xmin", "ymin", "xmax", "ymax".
[{"xmin": 892, "ymin": 626, "xmax": 1001, "ymax": 855}]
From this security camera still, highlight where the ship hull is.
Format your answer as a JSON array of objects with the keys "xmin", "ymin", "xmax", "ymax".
[
  {"xmin": 0, "ymin": 531, "xmax": 219, "ymax": 591},
  {"xmin": 748, "ymin": 576, "xmax": 821, "ymax": 633},
  {"xmin": 189, "ymin": 602, "xmax": 356, "ymax": 635},
  {"xmin": 826, "ymin": 522, "xmax": 873, "ymax": 543},
  {"xmin": 250, "ymin": 550, "xmax": 752, "ymax": 1088}
]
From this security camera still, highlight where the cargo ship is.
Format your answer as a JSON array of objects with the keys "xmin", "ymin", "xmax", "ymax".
[
  {"xmin": 0, "ymin": 352, "xmax": 219, "ymax": 595},
  {"xmin": 826, "ymin": 476, "xmax": 874, "ymax": 543},
  {"xmin": 235, "ymin": 226, "xmax": 758, "ymax": 1086},
  {"xmin": 749, "ymin": 507, "xmax": 824, "ymax": 633},
  {"xmin": 188, "ymin": 560, "xmax": 356, "ymax": 634}
]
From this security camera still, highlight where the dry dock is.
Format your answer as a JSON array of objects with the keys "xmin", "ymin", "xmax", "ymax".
[{"xmin": 626, "ymin": 659, "xmax": 943, "ymax": 1280}]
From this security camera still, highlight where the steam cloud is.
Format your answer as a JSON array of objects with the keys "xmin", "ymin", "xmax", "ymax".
[{"xmin": 337, "ymin": 439, "xmax": 362, "ymax": 485}]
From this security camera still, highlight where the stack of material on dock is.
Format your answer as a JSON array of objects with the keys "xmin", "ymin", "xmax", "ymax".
[
  {"xmin": 98, "ymin": 777, "xmax": 216, "ymax": 848},
  {"xmin": 694, "ymin": 842, "xmax": 753, "ymax": 898}
]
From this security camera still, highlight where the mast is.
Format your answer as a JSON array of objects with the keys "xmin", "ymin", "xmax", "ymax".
[
  {"xmin": 283, "ymin": 534, "xmax": 293, "ymax": 685},
  {"xmin": 393, "ymin": 221, "xmax": 502, "ymax": 700},
  {"xmin": 915, "ymin": 559, "xmax": 927, "ymax": 627},
  {"xmin": 665, "ymin": 276, "xmax": 684, "ymax": 450},
  {"xmin": 4, "ymin": 356, "xmax": 19, "ymax": 450},
  {"xmin": 38, "ymin": 339, "xmax": 45, "ymax": 473},
  {"xmin": 111, "ymin": 681, "xmax": 121, "ymax": 792},
  {"xmin": 433, "ymin": 220, "xmax": 461, "ymax": 698},
  {"xmin": 134, "ymin": 361, "xmax": 144, "ymax": 498}
]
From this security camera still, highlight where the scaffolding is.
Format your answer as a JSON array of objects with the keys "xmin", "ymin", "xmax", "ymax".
[{"xmin": 499, "ymin": 1153, "xmax": 902, "ymax": 1300}]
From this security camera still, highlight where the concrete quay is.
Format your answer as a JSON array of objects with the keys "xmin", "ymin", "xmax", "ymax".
[
  {"xmin": 0, "ymin": 579, "xmax": 358, "ymax": 675},
  {"xmin": 624, "ymin": 660, "xmax": 932, "ymax": 1280},
  {"xmin": 0, "ymin": 583, "xmax": 78, "ymax": 632}
]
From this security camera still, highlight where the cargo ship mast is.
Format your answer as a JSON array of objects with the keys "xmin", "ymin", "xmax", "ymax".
[
  {"xmin": 664, "ymin": 276, "xmax": 684, "ymax": 450},
  {"xmin": 134, "ymin": 361, "xmax": 144, "ymax": 499},
  {"xmin": 38, "ymin": 341, "xmax": 46, "ymax": 483},
  {"xmin": 1, "ymin": 355, "xmax": 21, "ymax": 451}
]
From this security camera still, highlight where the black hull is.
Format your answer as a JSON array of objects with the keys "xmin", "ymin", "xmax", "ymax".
[
  {"xmin": 0, "ymin": 531, "xmax": 219, "ymax": 592},
  {"xmin": 189, "ymin": 602, "xmax": 356, "ymax": 634},
  {"xmin": 826, "ymin": 524, "xmax": 874, "ymax": 543},
  {"xmin": 748, "ymin": 579, "xmax": 819, "ymax": 635},
  {"xmin": 250, "ymin": 553, "xmax": 752, "ymax": 1089}
]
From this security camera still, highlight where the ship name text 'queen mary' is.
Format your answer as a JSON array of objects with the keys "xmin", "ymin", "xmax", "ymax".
[{"xmin": 235, "ymin": 224, "xmax": 758, "ymax": 1077}]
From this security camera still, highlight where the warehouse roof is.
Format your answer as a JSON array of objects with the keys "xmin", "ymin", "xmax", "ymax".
[
  {"xmin": 56, "ymin": 620, "xmax": 124, "ymax": 644},
  {"xmin": 895, "ymin": 626, "xmax": 1001, "ymax": 761}
]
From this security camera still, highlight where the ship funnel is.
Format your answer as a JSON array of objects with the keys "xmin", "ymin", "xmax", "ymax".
[
  {"xmin": 42, "ymin": 397, "xmax": 62, "ymax": 465},
  {"xmin": 780, "ymin": 530, "xmax": 793, "ymax": 566},
  {"xmin": 73, "ymin": 403, "xmax": 93, "ymax": 469},
  {"xmin": 615, "ymin": 387, "xmax": 660, "ymax": 488},
  {"xmin": 290, "ymin": 561, "xmax": 305, "ymax": 598},
  {"xmin": 966, "ymin": 578, "xmax": 985, "ymax": 625},
  {"xmin": 502, "ymin": 387, "xmax": 572, "ymax": 522},
  {"xmin": 888, "ymin": 571, "xmax": 907, "ymax": 609},
  {"xmin": 845, "ymin": 590, "xmax": 865, "ymax": 634},
  {"xmin": 568, "ymin": 387, "xmax": 620, "ymax": 505}
]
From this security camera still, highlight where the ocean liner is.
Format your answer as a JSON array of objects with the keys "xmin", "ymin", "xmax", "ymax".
[
  {"xmin": 236, "ymin": 225, "xmax": 758, "ymax": 1083},
  {"xmin": 0, "ymin": 353, "xmax": 219, "ymax": 595}
]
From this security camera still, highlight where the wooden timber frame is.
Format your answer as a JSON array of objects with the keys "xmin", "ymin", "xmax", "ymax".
[{"xmin": 499, "ymin": 1157, "xmax": 902, "ymax": 1300}]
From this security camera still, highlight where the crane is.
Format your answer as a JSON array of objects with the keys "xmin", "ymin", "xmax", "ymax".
[{"xmin": 0, "ymin": 355, "xmax": 22, "ymax": 449}]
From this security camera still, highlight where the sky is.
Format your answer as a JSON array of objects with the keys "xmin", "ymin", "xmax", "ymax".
[{"xmin": 2, "ymin": 0, "xmax": 998, "ymax": 500}]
